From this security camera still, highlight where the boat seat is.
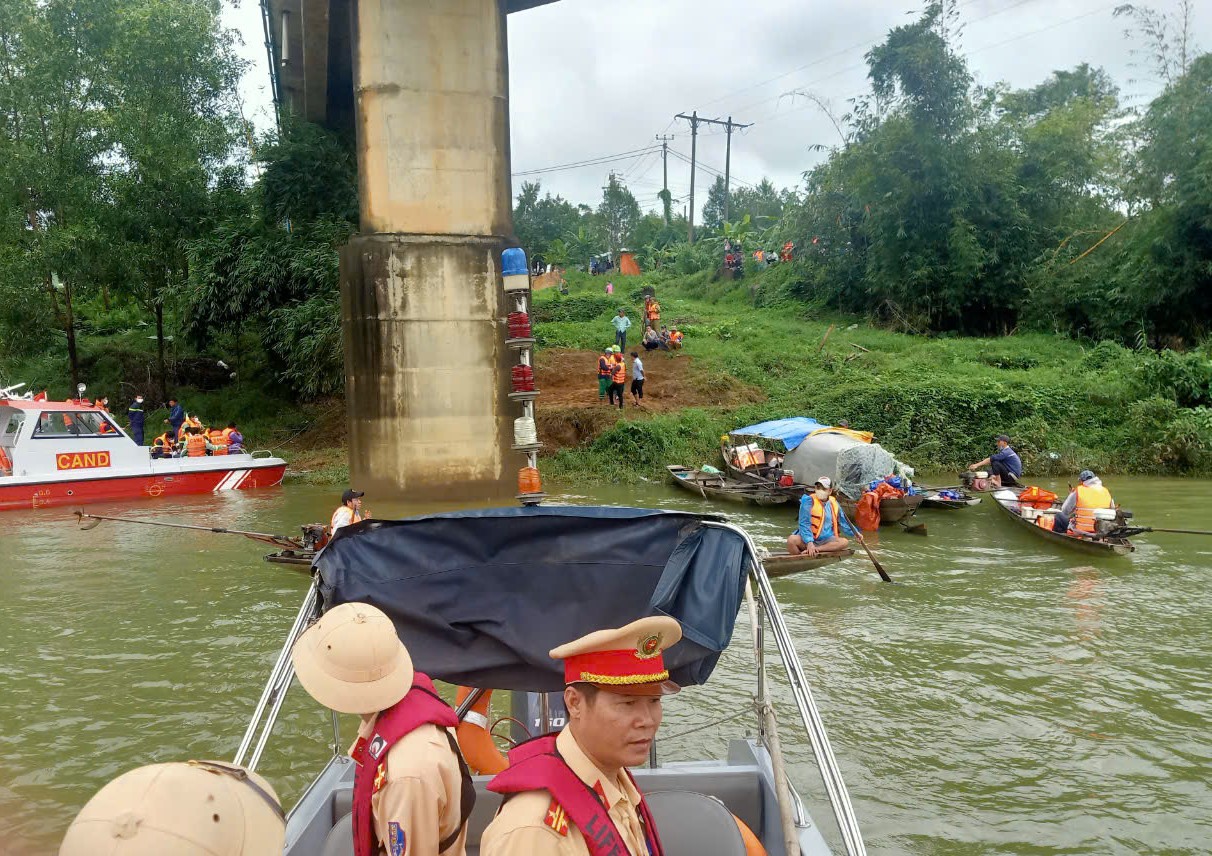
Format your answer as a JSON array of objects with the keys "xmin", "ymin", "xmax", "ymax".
[
  {"xmin": 646, "ymin": 790, "xmax": 748, "ymax": 855},
  {"xmin": 319, "ymin": 812, "xmax": 353, "ymax": 856}
]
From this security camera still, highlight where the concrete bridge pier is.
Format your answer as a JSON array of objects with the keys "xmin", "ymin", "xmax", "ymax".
[{"xmin": 340, "ymin": 0, "xmax": 515, "ymax": 501}]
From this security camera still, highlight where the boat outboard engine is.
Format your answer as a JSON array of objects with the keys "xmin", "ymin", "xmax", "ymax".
[
  {"xmin": 1094, "ymin": 508, "xmax": 1131, "ymax": 536},
  {"xmin": 300, "ymin": 524, "xmax": 329, "ymax": 551}
]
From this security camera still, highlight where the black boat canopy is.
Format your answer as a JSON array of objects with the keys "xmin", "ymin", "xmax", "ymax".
[{"xmin": 313, "ymin": 506, "xmax": 751, "ymax": 691}]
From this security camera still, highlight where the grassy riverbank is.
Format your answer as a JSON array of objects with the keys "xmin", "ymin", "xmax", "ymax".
[
  {"xmin": 533, "ymin": 267, "xmax": 1212, "ymax": 484},
  {"xmin": 4, "ymin": 265, "xmax": 1208, "ymax": 488}
]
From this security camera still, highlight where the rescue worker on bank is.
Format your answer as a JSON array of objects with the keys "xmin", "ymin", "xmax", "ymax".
[
  {"xmin": 59, "ymin": 759, "xmax": 285, "ymax": 856},
  {"xmin": 480, "ymin": 616, "xmax": 680, "ymax": 856},
  {"xmin": 597, "ymin": 348, "xmax": 614, "ymax": 403},
  {"xmin": 1052, "ymin": 469, "xmax": 1114, "ymax": 534},
  {"xmin": 331, "ymin": 488, "xmax": 369, "ymax": 533},
  {"xmin": 607, "ymin": 349, "xmax": 627, "ymax": 410},
  {"xmin": 787, "ymin": 476, "xmax": 856, "ymax": 557},
  {"xmin": 291, "ymin": 602, "xmax": 474, "ymax": 856}
]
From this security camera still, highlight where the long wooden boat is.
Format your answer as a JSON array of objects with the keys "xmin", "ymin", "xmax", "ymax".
[
  {"xmin": 989, "ymin": 487, "xmax": 1134, "ymax": 556},
  {"xmin": 666, "ymin": 464, "xmax": 792, "ymax": 507},
  {"xmin": 920, "ymin": 489, "xmax": 981, "ymax": 510},
  {"xmin": 763, "ymin": 549, "xmax": 854, "ymax": 578}
]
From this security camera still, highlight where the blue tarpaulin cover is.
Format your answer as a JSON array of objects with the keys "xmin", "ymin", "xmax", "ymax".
[
  {"xmin": 313, "ymin": 506, "xmax": 751, "ymax": 692},
  {"xmin": 729, "ymin": 417, "xmax": 829, "ymax": 451}
]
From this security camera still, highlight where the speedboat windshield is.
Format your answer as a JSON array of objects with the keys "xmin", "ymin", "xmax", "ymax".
[{"xmin": 312, "ymin": 506, "xmax": 748, "ymax": 692}]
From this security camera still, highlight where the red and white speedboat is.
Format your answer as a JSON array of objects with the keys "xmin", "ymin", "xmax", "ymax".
[{"xmin": 0, "ymin": 387, "xmax": 287, "ymax": 511}]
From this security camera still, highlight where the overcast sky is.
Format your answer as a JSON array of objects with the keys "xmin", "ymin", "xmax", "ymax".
[{"xmin": 223, "ymin": 0, "xmax": 1206, "ymax": 219}]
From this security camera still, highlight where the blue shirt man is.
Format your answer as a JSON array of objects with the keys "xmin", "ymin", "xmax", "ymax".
[
  {"xmin": 788, "ymin": 477, "xmax": 856, "ymax": 556},
  {"xmin": 970, "ymin": 434, "xmax": 1022, "ymax": 485},
  {"xmin": 611, "ymin": 310, "xmax": 632, "ymax": 350},
  {"xmin": 166, "ymin": 398, "xmax": 185, "ymax": 438}
]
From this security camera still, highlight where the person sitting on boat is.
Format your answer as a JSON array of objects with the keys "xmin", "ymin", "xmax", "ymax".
[
  {"xmin": 291, "ymin": 602, "xmax": 475, "ymax": 856},
  {"xmin": 331, "ymin": 488, "xmax": 368, "ymax": 533},
  {"xmin": 481, "ymin": 616, "xmax": 680, "ymax": 856},
  {"xmin": 60, "ymin": 760, "xmax": 285, "ymax": 856},
  {"xmin": 224, "ymin": 422, "xmax": 244, "ymax": 454},
  {"xmin": 1052, "ymin": 470, "xmax": 1114, "ymax": 534},
  {"xmin": 968, "ymin": 434, "xmax": 1022, "ymax": 487},
  {"xmin": 787, "ymin": 477, "xmax": 856, "ymax": 557},
  {"xmin": 184, "ymin": 426, "xmax": 208, "ymax": 457},
  {"xmin": 150, "ymin": 430, "xmax": 177, "ymax": 458}
]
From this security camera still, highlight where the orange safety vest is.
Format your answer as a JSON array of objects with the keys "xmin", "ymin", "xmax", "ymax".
[
  {"xmin": 809, "ymin": 495, "xmax": 841, "ymax": 539},
  {"xmin": 207, "ymin": 429, "xmax": 228, "ymax": 455},
  {"xmin": 598, "ymin": 356, "xmax": 613, "ymax": 377},
  {"xmin": 1071, "ymin": 483, "xmax": 1113, "ymax": 533},
  {"xmin": 185, "ymin": 433, "xmax": 207, "ymax": 457},
  {"xmin": 221, "ymin": 427, "xmax": 234, "ymax": 443},
  {"xmin": 611, "ymin": 359, "xmax": 626, "ymax": 384},
  {"xmin": 330, "ymin": 506, "xmax": 363, "ymax": 532},
  {"xmin": 647, "ymin": 301, "xmax": 661, "ymax": 320},
  {"xmin": 671, "ymin": 331, "xmax": 683, "ymax": 344},
  {"xmin": 152, "ymin": 432, "xmax": 172, "ymax": 448}
]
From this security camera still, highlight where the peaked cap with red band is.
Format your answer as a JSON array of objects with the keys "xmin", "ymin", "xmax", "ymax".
[{"xmin": 549, "ymin": 616, "xmax": 683, "ymax": 697}]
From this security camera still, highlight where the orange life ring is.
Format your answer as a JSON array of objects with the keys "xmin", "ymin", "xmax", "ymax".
[
  {"xmin": 735, "ymin": 815, "xmax": 767, "ymax": 855},
  {"xmin": 454, "ymin": 687, "xmax": 508, "ymax": 775}
]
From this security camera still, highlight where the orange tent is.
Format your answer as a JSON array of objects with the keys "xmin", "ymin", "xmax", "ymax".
[{"xmin": 619, "ymin": 251, "xmax": 641, "ymax": 276}]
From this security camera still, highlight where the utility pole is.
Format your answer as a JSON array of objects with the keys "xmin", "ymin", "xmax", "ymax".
[
  {"xmin": 675, "ymin": 112, "xmax": 750, "ymax": 241},
  {"xmin": 674, "ymin": 112, "xmax": 700, "ymax": 242},
  {"xmin": 721, "ymin": 115, "xmax": 751, "ymax": 223},
  {"xmin": 655, "ymin": 134, "xmax": 674, "ymax": 225}
]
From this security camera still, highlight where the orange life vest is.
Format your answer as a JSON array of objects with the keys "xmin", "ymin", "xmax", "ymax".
[
  {"xmin": 611, "ymin": 359, "xmax": 626, "ymax": 383},
  {"xmin": 598, "ymin": 356, "xmax": 613, "ymax": 377},
  {"xmin": 671, "ymin": 331, "xmax": 684, "ymax": 344},
  {"xmin": 647, "ymin": 301, "xmax": 661, "ymax": 320},
  {"xmin": 809, "ymin": 495, "xmax": 841, "ymax": 539},
  {"xmin": 207, "ymin": 429, "xmax": 228, "ymax": 455},
  {"xmin": 221, "ymin": 427, "xmax": 234, "ymax": 443},
  {"xmin": 152, "ymin": 432, "xmax": 172, "ymax": 448},
  {"xmin": 1072, "ymin": 483, "xmax": 1113, "ymax": 533},
  {"xmin": 185, "ymin": 433, "xmax": 207, "ymax": 457}
]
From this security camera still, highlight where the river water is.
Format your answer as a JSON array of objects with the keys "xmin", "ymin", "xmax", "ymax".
[{"xmin": 2, "ymin": 476, "xmax": 1210, "ymax": 854}]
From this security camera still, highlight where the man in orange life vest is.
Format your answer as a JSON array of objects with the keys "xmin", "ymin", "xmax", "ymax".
[
  {"xmin": 787, "ymin": 476, "xmax": 856, "ymax": 557},
  {"xmin": 291, "ymin": 602, "xmax": 475, "ymax": 856},
  {"xmin": 1052, "ymin": 469, "xmax": 1114, "ymax": 534},
  {"xmin": 597, "ymin": 348, "xmax": 614, "ymax": 402},
  {"xmin": 480, "ymin": 616, "xmax": 679, "ymax": 856}
]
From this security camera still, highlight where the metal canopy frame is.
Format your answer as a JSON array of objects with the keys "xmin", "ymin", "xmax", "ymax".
[{"xmin": 234, "ymin": 519, "xmax": 867, "ymax": 856}]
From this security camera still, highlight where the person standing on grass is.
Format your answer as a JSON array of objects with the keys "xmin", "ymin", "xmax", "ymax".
[
  {"xmin": 611, "ymin": 308, "xmax": 631, "ymax": 351},
  {"xmin": 630, "ymin": 352, "xmax": 645, "ymax": 405},
  {"xmin": 644, "ymin": 294, "xmax": 661, "ymax": 330}
]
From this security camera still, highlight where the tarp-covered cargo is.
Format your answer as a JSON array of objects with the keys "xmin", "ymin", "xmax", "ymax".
[{"xmin": 312, "ymin": 506, "xmax": 751, "ymax": 691}]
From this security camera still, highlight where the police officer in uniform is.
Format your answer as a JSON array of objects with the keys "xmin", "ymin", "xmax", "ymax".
[
  {"xmin": 291, "ymin": 602, "xmax": 474, "ymax": 856},
  {"xmin": 60, "ymin": 760, "xmax": 285, "ymax": 855},
  {"xmin": 480, "ymin": 616, "xmax": 681, "ymax": 856}
]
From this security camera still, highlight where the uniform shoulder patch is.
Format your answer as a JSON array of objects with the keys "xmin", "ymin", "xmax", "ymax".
[
  {"xmin": 387, "ymin": 821, "xmax": 406, "ymax": 856},
  {"xmin": 544, "ymin": 797, "xmax": 570, "ymax": 836}
]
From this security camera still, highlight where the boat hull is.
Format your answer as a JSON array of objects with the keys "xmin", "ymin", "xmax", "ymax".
[
  {"xmin": 763, "ymin": 549, "xmax": 854, "ymax": 578},
  {"xmin": 666, "ymin": 465, "xmax": 792, "ymax": 507},
  {"xmin": 0, "ymin": 462, "xmax": 287, "ymax": 511}
]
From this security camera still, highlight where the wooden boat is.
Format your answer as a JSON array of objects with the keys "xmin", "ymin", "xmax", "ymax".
[
  {"xmin": 718, "ymin": 442, "xmax": 923, "ymax": 525},
  {"xmin": 264, "ymin": 548, "xmax": 314, "ymax": 567},
  {"xmin": 666, "ymin": 464, "xmax": 791, "ymax": 507},
  {"xmin": 989, "ymin": 486, "xmax": 1134, "ymax": 556},
  {"xmin": 763, "ymin": 549, "xmax": 854, "ymax": 578},
  {"xmin": 920, "ymin": 489, "xmax": 981, "ymax": 510}
]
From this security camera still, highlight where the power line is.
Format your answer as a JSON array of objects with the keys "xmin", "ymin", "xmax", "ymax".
[{"xmin": 511, "ymin": 146, "xmax": 660, "ymax": 177}]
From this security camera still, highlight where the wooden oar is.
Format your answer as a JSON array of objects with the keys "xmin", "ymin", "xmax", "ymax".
[
  {"xmin": 74, "ymin": 511, "xmax": 303, "ymax": 549},
  {"xmin": 835, "ymin": 506, "xmax": 892, "ymax": 583}
]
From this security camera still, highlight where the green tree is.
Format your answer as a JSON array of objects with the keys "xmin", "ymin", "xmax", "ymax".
[
  {"xmin": 513, "ymin": 181, "xmax": 583, "ymax": 263},
  {"xmin": 597, "ymin": 175, "xmax": 640, "ymax": 258},
  {"xmin": 701, "ymin": 177, "xmax": 727, "ymax": 233}
]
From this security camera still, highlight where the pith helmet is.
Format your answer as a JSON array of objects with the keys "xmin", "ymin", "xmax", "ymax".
[
  {"xmin": 291, "ymin": 601, "xmax": 414, "ymax": 715},
  {"xmin": 551, "ymin": 616, "xmax": 683, "ymax": 697},
  {"xmin": 59, "ymin": 761, "xmax": 284, "ymax": 856}
]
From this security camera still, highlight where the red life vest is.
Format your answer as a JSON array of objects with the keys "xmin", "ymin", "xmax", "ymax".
[
  {"xmin": 487, "ymin": 733, "xmax": 665, "ymax": 856},
  {"xmin": 351, "ymin": 673, "xmax": 474, "ymax": 856}
]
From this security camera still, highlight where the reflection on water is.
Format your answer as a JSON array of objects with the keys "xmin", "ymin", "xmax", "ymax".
[{"xmin": 1, "ymin": 477, "xmax": 1211, "ymax": 853}]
